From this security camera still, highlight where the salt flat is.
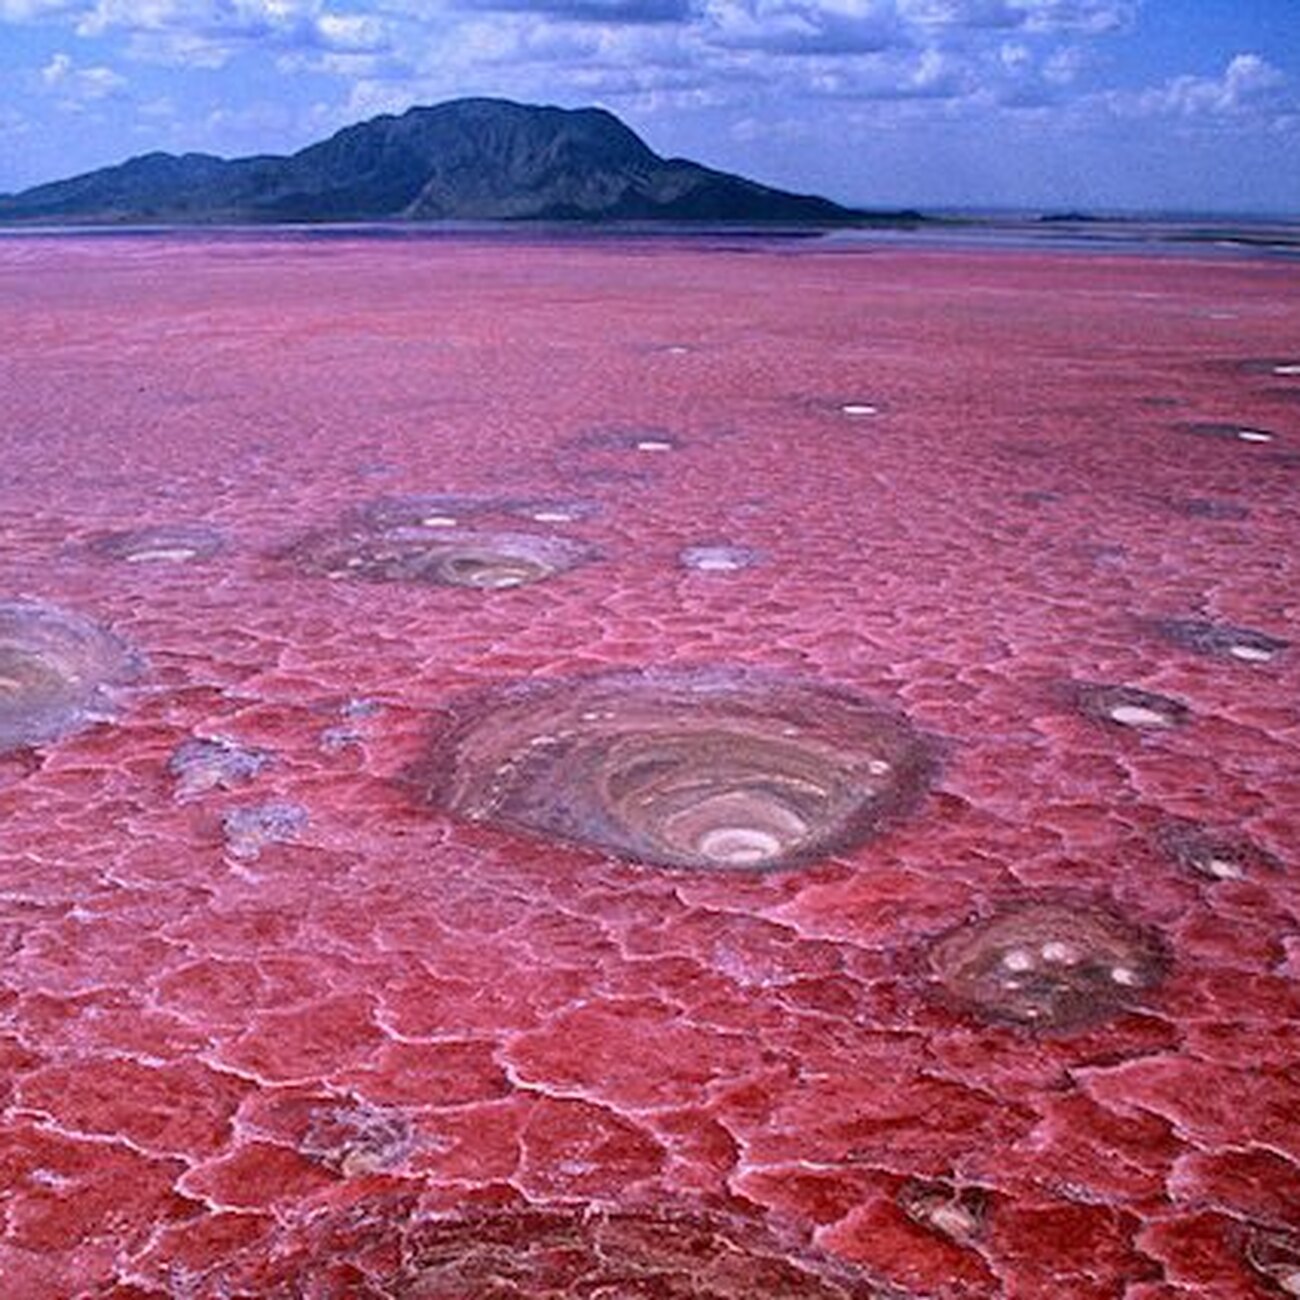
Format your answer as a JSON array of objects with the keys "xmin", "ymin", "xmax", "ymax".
[{"xmin": 0, "ymin": 231, "xmax": 1296, "ymax": 1298}]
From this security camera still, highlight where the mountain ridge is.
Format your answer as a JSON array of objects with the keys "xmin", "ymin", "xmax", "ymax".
[{"xmin": 0, "ymin": 98, "xmax": 891, "ymax": 226}]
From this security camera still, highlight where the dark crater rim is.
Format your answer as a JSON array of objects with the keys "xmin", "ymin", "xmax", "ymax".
[
  {"xmin": 1173, "ymin": 419, "xmax": 1279, "ymax": 442},
  {"xmin": 414, "ymin": 665, "xmax": 941, "ymax": 873},
  {"xmin": 1150, "ymin": 617, "xmax": 1289, "ymax": 661},
  {"xmin": 924, "ymin": 894, "xmax": 1171, "ymax": 1035},
  {"xmin": 1068, "ymin": 680, "xmax": 1193, "ymax": 729},
  {"xmin": 280, "ymin": 524, "xmax": 596, "ymax": 588},
  {"xmin": 0, "ymin": 599, "xmax": 143, "ymax": 754},
  {"xmin": 79, "ymin": 522, "xmax": 226, "ymax": 562}
]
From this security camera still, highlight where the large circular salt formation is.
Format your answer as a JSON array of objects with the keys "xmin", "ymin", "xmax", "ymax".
[
  {"xmin": 927, "ymin": 900, "xmax": 1168, "ymax": 1032},
  {"xmin": 422, "ymin": 668, "xmax": 936, "ymax": 870},
  {"xmin": 288, "ymin": 526, "xmax": 591, "ymax": 590},
  {"xmin": 0, "ymin": 600, "xmax": 140, "ymax": 754}
]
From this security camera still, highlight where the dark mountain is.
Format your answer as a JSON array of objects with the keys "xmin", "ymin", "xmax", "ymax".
[{"xmin": 0, "ymin": 98, "xmax": 871, "ymax": 225}]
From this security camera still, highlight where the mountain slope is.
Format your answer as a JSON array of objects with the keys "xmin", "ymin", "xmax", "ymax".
[{"xmin": 0, "ymin": 98, "xmax": 864, "ymax": 225}]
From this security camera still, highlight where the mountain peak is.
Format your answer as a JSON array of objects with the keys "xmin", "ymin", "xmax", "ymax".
[{"xmin": 0, "ymin": 97, "xmax": 859, "ymax": 226}]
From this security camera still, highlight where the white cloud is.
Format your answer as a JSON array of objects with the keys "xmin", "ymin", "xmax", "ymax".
[
  {"xmin": 0, "ymin": 0, "xmax": 82, "ymax": 17},
  {"xmin": 1118, "ymin": 52, "xmax": 1288, "ymax": 119},
  {"xmin": 40, "ymin": 49, "xmax": 127, "ymax": 99},
  {"xmin": 1013, "ymin": 0, "xmax": 1135, "ymax": 33},
  {"xmin": 316, "ymin": 11, "xmax": 387, "ymax": 51},
  {"xmin": 53, "ymin": 0, "xmax": 398, "ymax": 66},
  {"xmin": 899, "ymin": 0, "xmax": 1134, "ymax": 33}
]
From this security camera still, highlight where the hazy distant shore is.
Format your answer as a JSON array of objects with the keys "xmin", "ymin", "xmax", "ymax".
[{"xmin": 1, "ymin": 213, "xmax": 1296, "ymax": 260}]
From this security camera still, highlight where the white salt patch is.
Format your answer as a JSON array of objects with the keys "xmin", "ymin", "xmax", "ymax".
[
  {"xmin": 699, "ymin": 826, "xmax": 783, "ymax": 864},
  {"xmin": 1236, "ymin": 429, "xmax": 1273, "ymax": 443},
  {"xmin": 531, "ymin": 511, "xmax": 574, "ymax": 523},
  {"xmin": 1228, "ymin": 643, "xmax": 1275, "ymax": 663},
  {"xmin": 125, "ymin": 547, "xmax": 198, "ymax": 563},
  {"xmin": 1272, "ymin": 363, "xmax": 1300, "ymax": 376},
  {"xmin": 1001, "ymin": 948, "xmax": 1035, "ymax": 972},
  {"xmin": 1041, "ymin": 941, "xmax": 1080, "ymax": 965},
  {"xmin": 1110, "ymin": 966, "xmax": 1140, "ymax": 986},
  {"xmin": 421, "ymin": 516, "xmax": 459, "ymax": 528},
  {"xmin": 635, "ymin": 439, "xmax": 674, "ymax": 452},
  {"xmin": 841, "ymin": 403, "xmax": 880, "ymax": 417},
  {"xmin": 1205, "ymin": 856, "xmax": 1246, "ymax": 880},
  {"xmin": 867, "ymin": 759, "xmax": 892, "ymax": 776},
  {"xmin": 1109, "ymin": 704, "xmax": 1172, "ymax": 728}
]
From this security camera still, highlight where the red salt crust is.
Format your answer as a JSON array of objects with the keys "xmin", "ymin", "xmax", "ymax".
[
  {"xmin": 1138, "ymin": 1211, "xmax": 1282, "ymax": 1298},
  {"xmin": 503, "ymin": 997, "xmax": 768, "ymax": 1108},
  {"xmin": 1079, "ymin": 1057, "xmax": 1300, "ymax": 1162},
  {"xmin": 1, "ymin": 234, "xmax": 1298, "ymax": 1296},
  {"xmin": 1170, "ymin": 1146, "xmax": 1300, "ymax": 1230},
  {"xmin": 515, "ymin": 1095, "xmax": 669, "ymax": 1198},
  {"xmin": 15, "ymin": 1057, "xmax": 249, "ymax": 1158},
  {"xmin": 0, "ymin": 1122, "xmax": 191, "ymax": 1253},
  {"xmin": 178, "ymin": 1140, "xmax": 340, "ymax": 1210}
]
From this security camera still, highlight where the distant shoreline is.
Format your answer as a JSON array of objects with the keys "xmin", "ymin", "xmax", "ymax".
[{"xmin": 1, "ymin": 215, "xmax": 1296, "ymax": 261}]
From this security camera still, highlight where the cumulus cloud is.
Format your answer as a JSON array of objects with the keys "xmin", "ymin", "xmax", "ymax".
[
  {"xmin": 40, "ymin": 49, "xmax": 127, "ymax": 100},
  {"xmin": 9, "ymin": 0, "xmax": 394, "ymax": 66},
  {"xmin": 697, "ymin": 1, "xmax": 901, "ymax": 55},
  {"xmin": 899, "ymin": 0, "xmax": 1133, "ymax": 33},
  {"xmin": 1113, "ymin": 52, "xmax": 1288, "ymax": 119},
  {"xmin": 8, "ymin": 0, "xmax": 1278, "ymax": 155}
]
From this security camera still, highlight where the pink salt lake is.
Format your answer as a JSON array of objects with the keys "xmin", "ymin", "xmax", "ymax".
[{"xmin": 0, "ymin": 231, "xmax": 1297, "ymax": 1298}]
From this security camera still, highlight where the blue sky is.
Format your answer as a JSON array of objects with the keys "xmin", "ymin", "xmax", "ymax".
[{"xmin": 1, "ymin": 0, "xmax": 1297, "ymax": 213}]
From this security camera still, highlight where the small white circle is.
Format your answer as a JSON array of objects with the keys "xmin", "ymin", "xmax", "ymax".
[
  {"xmin": 1204, "ymin": 856, "xmax": 1246, "ymax": 880},
  {"xmin": 1041, "ymin": 941, "xmax": 1081, "ymax": 965},
  {"xmin": 1109, "ymin": 704, "xmax": 1172, "ymax": 728},
  {"xmin": 124, "ymin": 547, "xmax": 198, "ymax": 563},
  {"xmin": 698, "ymin": 826, "xmax": 783, "ymax": 865},
  {"xmin": 1228, "ymin": 644, "xmax": 1275, "ymax": 663}
]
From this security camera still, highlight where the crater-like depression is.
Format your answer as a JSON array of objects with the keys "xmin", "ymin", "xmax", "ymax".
[
  {"xmin": 420, "ymin": 668, "xmax": 937, "ymax": 871},
  {"xmin": 927, "ymin": 900, "xmax": 1168, "ymax": 1032},
  {"xmin": 0, "ymin": 600, "xmax": 141, "ymax": 754},
  {"xmin": 287, "ymin": 526, "xmax": 592, "ymax": 590},
  {"xmin": 1154, "ymin": 618, "xmax": 1288, "ymax": 664},
  {"xmin": 83, "ymin": 522, "xmax": 225, "ymax": 564}
]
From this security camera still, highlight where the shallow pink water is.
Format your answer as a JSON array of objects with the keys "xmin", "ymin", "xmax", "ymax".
[{"xmin": 0, "ymin": 233, "xmax": 1297, "ymax": 1298}]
